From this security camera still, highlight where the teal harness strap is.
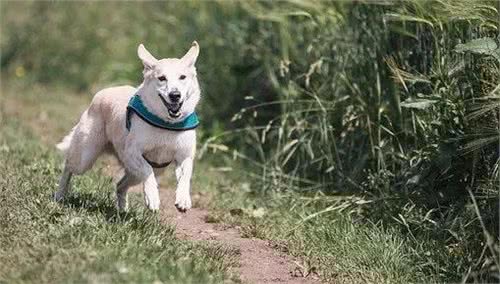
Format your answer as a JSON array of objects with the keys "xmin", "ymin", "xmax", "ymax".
[
  {"xmin": 126, "ymin": 95, "xmax": 199, "ymax": 131},
  {"xmin": 125, "ymin": 95, "xmax": 199, "ymax": 168}
]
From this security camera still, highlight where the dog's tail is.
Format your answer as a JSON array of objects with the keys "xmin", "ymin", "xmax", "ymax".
[{"xmin": 56, "ymin": 126, "xmax": 76, "ymax": 155}]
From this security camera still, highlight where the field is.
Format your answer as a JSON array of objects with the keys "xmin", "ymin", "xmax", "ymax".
[
  {"xmin": 0, "ymin": 81, "xmax": 241, "ymax": 283},
  {"xmin": 1, "ymin": 1, "xmax": 499, "ymax": 283}
]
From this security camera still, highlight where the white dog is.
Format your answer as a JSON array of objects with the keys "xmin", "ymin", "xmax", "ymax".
[{"xmin": 55, "ymin": 42, "xmax": 201, "ymax": 212}]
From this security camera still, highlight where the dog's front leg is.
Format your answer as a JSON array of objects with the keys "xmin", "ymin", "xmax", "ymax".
[
  {"xmin": 143, "ymin": 171, "xmax": 160, "ymax": 211},
  {"xmin": 174, "ymin": 157, "xmax": 193, "ymax": 212},
  {"xmin": 122, "ymin": 143, "xmax": 160, "ymax": 211}
]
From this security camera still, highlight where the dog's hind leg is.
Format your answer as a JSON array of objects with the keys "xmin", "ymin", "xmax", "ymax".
[
  {"xmin": 55, "ymin": 108, "xmax": 107, "ymax": 201},
  {"xmin": 64, "ymin": 110, "xmax": 108, "ymax": 175},
  {"xmin": 54, "ymin": 166, "xmax": 73, "ymax": 201}
]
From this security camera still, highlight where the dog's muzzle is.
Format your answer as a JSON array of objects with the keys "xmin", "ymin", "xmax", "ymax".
[{"xmin": 158, "ymin": 94, "xmax": 183, "ymax": 118}]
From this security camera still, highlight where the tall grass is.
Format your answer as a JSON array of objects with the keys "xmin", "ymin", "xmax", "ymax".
[{"xmin": 208, "ymin": 0, "xmax": 500, "ymax": 281}]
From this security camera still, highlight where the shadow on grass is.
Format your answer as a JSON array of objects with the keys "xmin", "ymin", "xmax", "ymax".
[{"xmin": 61, "ymin": 191, "xmax": 142, "ymax": 223}]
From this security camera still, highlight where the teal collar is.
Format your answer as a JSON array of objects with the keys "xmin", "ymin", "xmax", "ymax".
[{"xmin": 126, "ymin": 95, "xmax": 199, "ymax": 131}]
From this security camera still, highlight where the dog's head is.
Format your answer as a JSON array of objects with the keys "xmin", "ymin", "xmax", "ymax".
[{"xmin": 137, "ymin": 42, "xmax": 200, "ymax": 121}]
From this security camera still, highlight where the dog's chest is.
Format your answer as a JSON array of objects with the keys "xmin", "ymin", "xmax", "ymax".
[{"xmin": 140, "ymin": 127, "xmax": 196, "ymax": 165}]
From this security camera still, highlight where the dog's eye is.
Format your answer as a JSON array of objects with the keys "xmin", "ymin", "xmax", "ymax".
[
  {"xmin": 179, "ymin": 75, "xmax": 186, "ymax": 80},
  {"xmin": 158, "ymin": 76, "xmax": 167, "ymax": 82}
]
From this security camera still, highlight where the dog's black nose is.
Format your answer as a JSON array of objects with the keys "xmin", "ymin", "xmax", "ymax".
[{"xmin": 168, "ymin": 91, "xmax": 181, "ymax": 102}]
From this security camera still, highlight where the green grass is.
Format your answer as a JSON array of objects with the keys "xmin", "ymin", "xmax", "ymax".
[
  {"xmin": 203, "ymin": 182, "xmax": 494, "ymax": 283},
  {"xmin": 0, "ymin": 117, "xmax": 239, "ymax": 283},
  {"xmin": 1, "ymin": 78, "xmax": 93, "ymax": 143}
]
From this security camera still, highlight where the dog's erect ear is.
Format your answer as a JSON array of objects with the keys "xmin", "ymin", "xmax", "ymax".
[
  {"xmin": 137, "ymin": 44, "xmax": 158, "ymax": 70},
  {"xmin": 181, "ymin": 41, "xmax": 199, "ymax": 68}
]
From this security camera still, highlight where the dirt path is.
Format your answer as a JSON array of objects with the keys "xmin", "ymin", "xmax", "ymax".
[{"xmin": 128, "ymin": 184, "xmax": 318, "ymax": 284}]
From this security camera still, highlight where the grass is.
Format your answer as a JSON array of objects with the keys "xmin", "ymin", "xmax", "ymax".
[
  {"xmin": 199, "ymin": 1, "xmax": 500, "ymax": 282},
  {"xmin": 1, "ymin": 79, "xmax": 92, "ymax": 143},
  {"xmin": 205, "ymin": 184, "xmax": 498, "ymax": 283},
  {"xmin": 206, "ymin": 189, "xmax": 432, "ymax": 283},
  {"xmin": 0, "ymin": 82, "xmax": 239, "ymax": 283}
]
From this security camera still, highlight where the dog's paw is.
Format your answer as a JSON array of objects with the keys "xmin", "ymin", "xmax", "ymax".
[
  {"xmin": 143, "ymin": 186, "xmax": 160, "ymax": 211},
  {"xmin": 53, "ymin": 191, "xmax": 65, "ymax": 202},
  {"xmin": 116, "ymin": 194, "xmax": 129, "ymax": 212},
  {"xmin": 175, "ymin": 194, "xmax": 192, "ymax": 213},
  {"xmin": 144, "ymin": 194, "xmax": 160, "ymax": 211},
  {"xmin": 145, "ymin": 198, "xmax": 160, "ymax": 211}
]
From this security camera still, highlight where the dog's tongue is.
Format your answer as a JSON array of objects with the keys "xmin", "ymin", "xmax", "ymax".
[
  {"xmin": 166, "ymin": 101, "xmax": 181, "ymax": 111},
  {"xmin": 170, "ymin": 104, "xmax": 181, "ymax": 112},
  {"xmin": 167, "ymin": 103, "xmax": 183, "ymax": 118}
]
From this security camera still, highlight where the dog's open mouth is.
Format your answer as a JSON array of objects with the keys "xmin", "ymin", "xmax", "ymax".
[
  {"xmin": 158, "ymin": 94, "xmax": 183, "ymax": 118},
  {"xmin": 167, "ymin": 102, "xmax": 182, "ymax": 118}
]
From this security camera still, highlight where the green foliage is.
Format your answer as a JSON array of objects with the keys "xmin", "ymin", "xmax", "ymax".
[
  {"xmin": 455, "ymin": 37, "xmax": 500, "ymax": 61},
  {"xmin": 221, "ymin": 0, "xmax": 499, "ymax": 198},
  {"xmin": 209, "ymin": 0, "xmax": 500, "ymax": 281}
]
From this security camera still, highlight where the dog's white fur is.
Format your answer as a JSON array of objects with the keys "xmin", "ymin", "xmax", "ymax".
[{"xmin": 55, "ymin": 42, "xmax": 201, "ymax": 212}]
